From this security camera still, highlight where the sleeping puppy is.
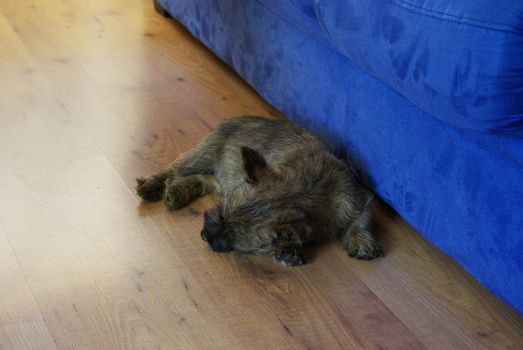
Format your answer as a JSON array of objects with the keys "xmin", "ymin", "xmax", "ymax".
[{"xmin": 136, "ymin": 116, "xmax": 382, "ymax": 265}]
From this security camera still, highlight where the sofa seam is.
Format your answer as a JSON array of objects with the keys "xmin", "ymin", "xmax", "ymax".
[
  {"xmin": 254, "ymin": 0, "xmax": 336, "ymax": 48},
  {"xmin": 393, "ymin": 0, "xmax": 523, "ymax": 37}
]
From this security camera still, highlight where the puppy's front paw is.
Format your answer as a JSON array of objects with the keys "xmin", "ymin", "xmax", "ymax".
[
  {"xmin": 274, "ymin": 245, "xmax": 306, "ymax": 266},
  {"xmin": 346, "ymin": 231, "xmax": 383, "ymax": 260}
]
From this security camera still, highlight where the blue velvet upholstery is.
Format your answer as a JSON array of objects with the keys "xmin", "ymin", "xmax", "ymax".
[{"xmin": 158, "ymin": 0, "xmax": 523, "ymax": 313}]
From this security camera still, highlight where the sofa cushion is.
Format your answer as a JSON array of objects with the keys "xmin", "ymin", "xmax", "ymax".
[{"xmin": 315, "ymin": 0, "xmax": 523, "ymax": 135}]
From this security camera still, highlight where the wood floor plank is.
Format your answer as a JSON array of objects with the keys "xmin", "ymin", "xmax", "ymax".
[
  {"xmin": 0, "ymin": 0, "xmax": 522, "ymax": 349},
  {"xmin": 0, "ymin": 159, "xmax": 176, "ymax": 349},
  {"xmin": 346, "ymin": 203, "xmax": 523, "ymax": 349},
  {"xmin": 150, "ymin": 199, "xmax": 425, "ymax": 349},
  {"xmin": 0, "ymin": 224, "xmax": 56, "ymax": 350},
  {"xmin": 2, "ymin": 0, "xmax": 280, "ymax": 187},
  {"xmin": 0, "ymin": 318, "xmax": 57, "ymax": 350},
  {"xmin": 0, "ymin": 14, "xmax": 102, "ymax": 168}
]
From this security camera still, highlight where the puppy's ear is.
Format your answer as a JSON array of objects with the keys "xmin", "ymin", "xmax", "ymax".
[{"xmin": 241, "ymin": 146, "xmax": 267, "ymax": 184}]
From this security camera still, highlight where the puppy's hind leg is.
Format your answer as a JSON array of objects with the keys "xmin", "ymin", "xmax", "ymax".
[
  {"xmin": 165, "ymin": 175, "xmax": 220, "ymax": 210},
  {"xmin": 166, "ymin": 132, "xmax": 223, "ymax": 178},
  {"xmin": 340, "ymin": 207, "xmax": 383, "ymax": 260}
]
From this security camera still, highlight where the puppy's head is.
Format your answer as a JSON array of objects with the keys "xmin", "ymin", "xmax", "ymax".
[{"xmin": 207, "ymin": 147, "xmax": 309, "ymax": 254}]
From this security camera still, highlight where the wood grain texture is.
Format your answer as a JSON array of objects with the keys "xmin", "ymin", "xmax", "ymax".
[{"xmin": 0, "ymin": 0, "xmax": 522, "ymax": 349}]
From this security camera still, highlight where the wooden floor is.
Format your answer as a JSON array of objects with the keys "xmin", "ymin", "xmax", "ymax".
[{"xmin": 0, "ymin": 0, "xmax": 522, "ymax": 349}]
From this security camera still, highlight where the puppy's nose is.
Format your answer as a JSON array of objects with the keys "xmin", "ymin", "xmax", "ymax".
[
  {"xmin": 209, "ymin": 236, "xmax": 232, "ymax": 252},
  {"xmin": 200, "ymin": 229, "xmax": 209, "ymax": 242}
]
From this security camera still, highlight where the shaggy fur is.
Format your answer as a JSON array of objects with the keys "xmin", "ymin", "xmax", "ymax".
[{"xmin": 136, "ymin": 116, "xmax": 383, "ymax": 265}]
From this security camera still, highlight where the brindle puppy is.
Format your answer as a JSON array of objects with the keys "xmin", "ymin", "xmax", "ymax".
[{"xmin": 136, "ymin": 116, "xmax": 383, "ymax": 265}]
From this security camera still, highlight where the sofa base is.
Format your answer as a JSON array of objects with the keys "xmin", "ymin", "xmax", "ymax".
[{"xmin": 153, "ymin": 0, "xmax": 171, "ymax": 18}]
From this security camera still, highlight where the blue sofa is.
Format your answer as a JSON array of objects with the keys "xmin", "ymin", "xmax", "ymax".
[{"xmin": 157, "ymin": 0, "xmax": 523, "ymax": 313}]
